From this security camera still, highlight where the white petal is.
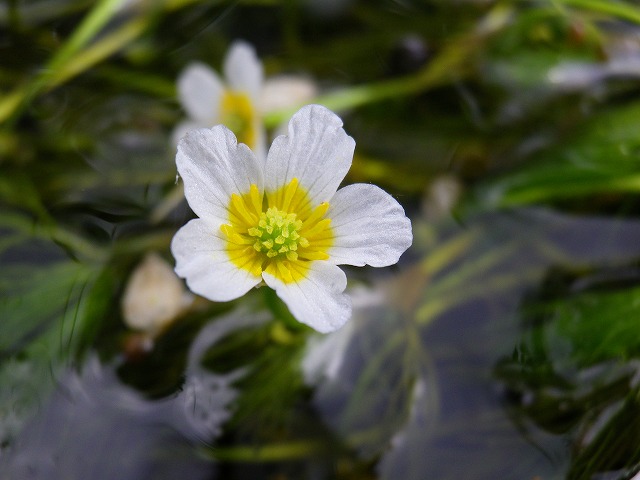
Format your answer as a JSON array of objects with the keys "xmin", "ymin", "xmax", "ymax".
[
  {"xmin": 177, "ymin": 62, "xmax": 225, "ymax": 123},
  {"xmin": 223, "ymin": 40, "xmax": 263, "ymax": 102},
  {"xmin": 262, "ymin": 261, "xmax": 352, "ymax": 333},
  {"xmin": 171, "ymin": 219, "xmax": 261, "ymax": 301},
  {"xmin": 327, "ymin": 183, "xmax": 412, "ymax": 267},
  {"xmin": 177, "ymin": 126, "xmax": 264, "ymax": 223},
  {"xmin": 265, "ymin": 105, "xmax": 355, "ymax": 205},
  {"xmin": 260, "ymin": 75, "xmax": 317, "ymax": 113}
]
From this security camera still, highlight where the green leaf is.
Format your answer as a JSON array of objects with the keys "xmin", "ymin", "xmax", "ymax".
[
  {"xmin": 0, "ymin": 261, "xmax": 94, "ymax": 354},
  {"xmin": 467, "ymin": 101, "xmax": 640, "ymax": 209},
  {"xmin": 0, "ymin": 172, "xmax": 50, "ymax": 221},
  {"xmin": 553, "ymin": 285, "xmax": 640, "ymax": 365},
  {"xmin": 494, "ymin": 263, "xmax": 640, "ymax": 478}
]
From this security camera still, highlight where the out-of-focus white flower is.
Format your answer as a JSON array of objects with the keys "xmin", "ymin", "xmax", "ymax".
[
  {"xmin": 174, "ymin": 41, "xmax": 266, "ymax": 158},
  {"xmin": 259, "ymin": 74, "xmax": 318, "ymax": 113},
  {"xmin": 121, "ymin": 252, "xmax": 192, "ymax": 334},
  {"xmin": 174, "ymin": 41, "xmax": 317, "ymax": 159},
  {"xmin": 170, "ymin": 105, "xmax": 412, "ymax": 333}
]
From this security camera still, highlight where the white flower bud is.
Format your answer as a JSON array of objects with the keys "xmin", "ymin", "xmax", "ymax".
[{"xmin": 122, "ymin": 252, "xmax": 191, "ymax": 334}]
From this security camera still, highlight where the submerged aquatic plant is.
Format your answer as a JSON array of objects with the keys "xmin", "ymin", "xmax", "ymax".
[{"xmin": 171, "ymin": 105, "xmax": 412, "ymax": 332}]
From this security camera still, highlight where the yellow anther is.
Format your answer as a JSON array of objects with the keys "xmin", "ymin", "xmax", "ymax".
[{"xmin": 222, "ymin": 180, "xmax": 334, "ymax": 284}]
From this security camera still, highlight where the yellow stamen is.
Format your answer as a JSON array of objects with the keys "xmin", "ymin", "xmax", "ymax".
[{"xmin": 220, "ymin": 179, "xmax": 334, "ymax": 284}]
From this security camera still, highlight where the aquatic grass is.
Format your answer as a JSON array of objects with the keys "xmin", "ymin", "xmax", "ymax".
[
  {"xmin": 1, "ymin": 0, "xmax": 128, "ymax": 124},
  {"xmin": 263, "ymin": 4, "xmax": 511, "ymax": 129},
  {"xmin": 465, "ymin": 101, "xmax": 640, "ymax": 211},
  {"xmin": 551, "ymin": 0, "xmax": 640, "ymax": 25},
  {"xmin": 0, "ymin": 0, "xmax": 510, "ymax": 128},
  {"xmin": 0, "ymin": 0, "xmax": 216, "ymax": 124},
  {"xmin": 0, "ymin": 210, "xmax": 106, "ymax": 262}
]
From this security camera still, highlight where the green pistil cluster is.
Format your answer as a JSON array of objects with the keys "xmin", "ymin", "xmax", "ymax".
[{"xmin": 248, "ymin": 207, "xmax": 310, "ymax": 262}]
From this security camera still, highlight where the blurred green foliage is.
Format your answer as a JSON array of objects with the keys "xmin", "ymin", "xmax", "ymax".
[{"xmin": 2, "ymin": 0, "xmax": 640, "ymax": 479}]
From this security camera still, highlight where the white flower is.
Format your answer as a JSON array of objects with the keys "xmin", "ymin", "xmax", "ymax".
[
  {"xmin": 259, "ymin": 74, "xmax": 318, "ymax": 113},
  {"xmin": 174, "ymin": 40, "xmax": 266, "ymax": 159},
  {"xmin": 170, "ymin": 104, "xmax": 412, "ymax": 333},
  {"xmin": 174, "ymin": 41, "xmax": 317, "ymax": 159}
]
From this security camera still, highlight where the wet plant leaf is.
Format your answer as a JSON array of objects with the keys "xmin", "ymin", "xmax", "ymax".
[
  {"xmin": 0, "ymin": 259, "xmax": 98, "ymax": 449},
  {"xmin": 554, "ymin": 285, "xmax": 640, "ymax": 365},
  {"xmin": 0, "ymin": 262, "xmax": 93, "ymax": 353},
  {"xmin": 567, "ymin": 391, "xmax": 640, "ymax": 480},
  {"xmin": 466, "ymin": 101, "xmax": 640, "ymax": 210},
  {"xmin": 495, "ymin": 266, "xmax": 640, "ymax": 479}
]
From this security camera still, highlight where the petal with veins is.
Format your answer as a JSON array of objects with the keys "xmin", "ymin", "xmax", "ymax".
[
  {"xmin": 177, "ymin": 126, "xmax": 264, "ymax": 223},
  {"xmin": 171, "ymin": 219, "xmax": 262, "ymax": 302},
  {"xmin": 265, "ymin": 105, "xmax": 355, "ymax": 207},
  {"xmin": 263, "ymin": 261, "xmax": 351, "ymax": 333},
  {"xmin": 328, "ymin": 183, "xmax": 413, "ymax": 267}
]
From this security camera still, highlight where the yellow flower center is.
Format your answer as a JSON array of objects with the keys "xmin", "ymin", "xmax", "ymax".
[
  {"xmin": 220, "ymin": 178, "xmax": 333, "ymax": 284},
  {"xmin": 248, "ymin": 207, "xmax": 310, "ymax": 261},
  {"xmin": 220, "ymin": 91, "xmax": 256, "ymax": 149}
]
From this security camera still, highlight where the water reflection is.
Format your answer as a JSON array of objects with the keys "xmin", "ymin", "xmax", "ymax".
[
  {"xmin": 0, "ymin": 311, "xmax": 267, "ymax": 480},
  {"xmin": 303, "ymin": 208, "xmax": 640, "ymax": 480}
]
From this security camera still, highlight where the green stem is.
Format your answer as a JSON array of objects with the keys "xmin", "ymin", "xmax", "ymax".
[
  {"xmin": 551, "ymin": 0, "xmax": 640, "ymax": 24},
  {"xmin": 416, "ymin": 269, "xmax": 542, "ymax": 324},
  {"xmin": 424, "ymin": 244, "xmax": 519, "ymax": 299},
  {"xmin": 0, "ymin": 211, "xmax": 106, "ymax": 261},
  {"xmin": 111, "ymin": 230, "xmax": 175, "ymax": 255},
  {"xmin": 48, "ymin": 0, "xmax": 127, "ymax": 71},
  {"xmin": 3, "ymin": 0, "xmax": 127, "ymax": 124},
  {"xmin": 46, "ymin": 16, "xmax": 149, "ymax": 91},
  {"xmin": 0, "ymin": 0, "xmax": 203, "ymax": 125},
  {"xmin": 199, "ymin": 440, "xmax": 326, "ymax": 462},
  {"xmin": 420, "ymin": 227, "xmax": 479, "ymax": 277},
  {"xmin": 97, "ymin": 66, "xmax": 176, "ymax": 98},
  {"xmin": 496, "ymin": 174, "xmax": 640, "ymax": 207},
  {"xmin": 150, "ymin": 183, "xmax": 185, "ymax": 224},
  {"xmin": 263, "ymin": 5, "xmax": 507, "ymax": 128}
]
